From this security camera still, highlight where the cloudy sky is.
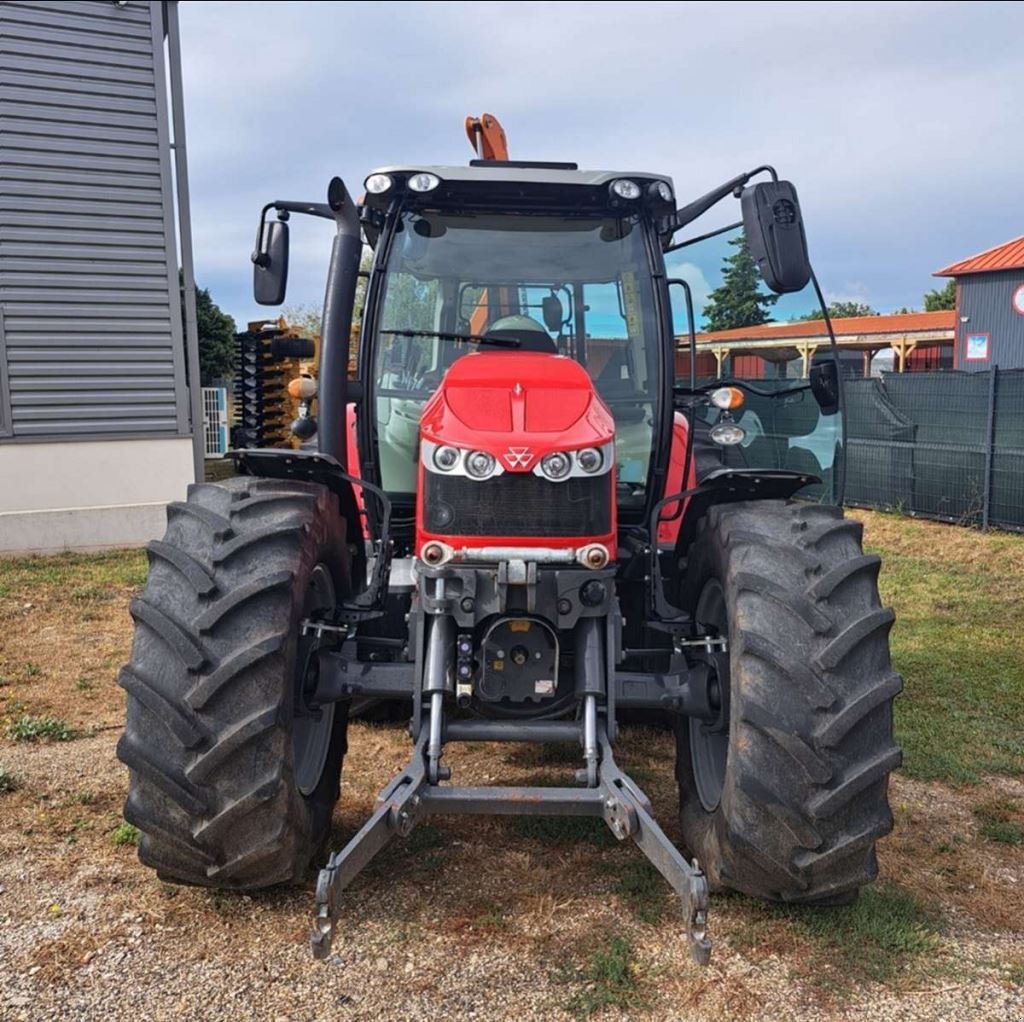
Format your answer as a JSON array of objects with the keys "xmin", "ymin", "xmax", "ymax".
[{"xmin": 176, "ymin": 1, "xmax": 1024, "ymax": 326}]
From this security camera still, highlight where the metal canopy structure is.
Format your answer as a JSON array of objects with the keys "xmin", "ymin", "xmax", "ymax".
[{"xmin": 685, "ymin": 310, "xmax": 956, "ymax": 376}]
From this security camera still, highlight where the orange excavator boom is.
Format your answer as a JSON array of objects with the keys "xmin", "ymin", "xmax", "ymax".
[{"xmin": 464, "ymin": 113, "xmax": 509, "ymax": 162}]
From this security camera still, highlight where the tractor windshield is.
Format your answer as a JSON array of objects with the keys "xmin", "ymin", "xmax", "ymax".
[
  {"xmin": 371, "ymin": 211, "xmax": 662, "ymax": 507},
  {"xmin": 665, "ymin": 222, "xmax": 844, "ymax": 503}
]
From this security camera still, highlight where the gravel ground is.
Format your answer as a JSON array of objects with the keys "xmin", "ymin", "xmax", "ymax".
[
  {"xmin": 1, "ymin": 728, "xmax": 1022, "ymax": 1022},
  {"xmin": 1, "ymin": 532, "xmax": 1022, "ymax": 1020}
]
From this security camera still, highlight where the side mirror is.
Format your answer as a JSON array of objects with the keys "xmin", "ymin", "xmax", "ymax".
[
  {"xmin": 542, "ymin": 294, "xmax": 563, "ymax": 333},
  {"xmin": 740, "ymin": 180, "xmax": 811, "ymax": 294},
  {"xmin": 809, "ymin": 359, "xmax": 840, "ymax": 415},
  {"xmin": 253, "ymin": 218, "xmax": 289, "ymax": 305}
]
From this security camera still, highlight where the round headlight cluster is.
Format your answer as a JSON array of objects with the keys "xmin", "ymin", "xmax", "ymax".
[
  {"xmin": 610, "ymin": 178, "xmax": 641, "ymax": 200},
  {"xmin": 364, "ymin": 173, "xmax": 393, "ymax": 195},
  {"xmin": 408, "ymin": 172, "xmax": 440, "ymax": 193},
  {"xmin": 538, "ymin": 446, "xmax": 607, "ymax": 481},
  {"xmin": 576, "ymin": 447, "xmax": 603, "ymax": 473},
  {"xmin": 433, "ymin": 445, "xmax": 460, "ymax": 471},
  {"xmin": 710, "ymin": 386, "xmax": 744, "ymax": 410},
  {"xmin": 431, "ymin": 445, "xmax": 499, "ymax": 479},
  {"xmin": 709, "ymin": 422, "xmax": 746, "ymax": 446},
  {"xmin": 465, "ymin": 450, "xmax": 496, "ymax": 479},
  {"xmin": 540, "ymin": 451, "xmax": 572, "ymax": 481},
  {"xmin": 651, "ymin": 180, "xmax": 673, "ymax": 203}
]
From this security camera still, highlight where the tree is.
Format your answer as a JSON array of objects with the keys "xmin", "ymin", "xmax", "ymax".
[
  {"xmin": 283, "ymin": 248, "xmax": 374, "ymax": 339},
  {"xmin": 923, "ymin": 279, "xmax": 956, "ymax": 311},
  {"xmin": 703, "ymin": 233, "xmax": 778, "ymax": 331},
  {"xmin": 281, "ymin": 302, "xmax": 323, "ymax": 341},
  {"xmin": 194, "ymin": 284, "xmax": 236, "ymax": 384},
  {"xmin": 793, "ymin": 301, "xmax": 877, "ymax": 322}
]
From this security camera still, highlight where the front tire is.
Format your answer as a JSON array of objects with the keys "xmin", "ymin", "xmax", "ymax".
[
  {"xmin": 117, "ymin": 477, "xmax": 352, "ymax": 889},
  {"xmin": 675, "ymin": 501, "xmax": 902, "ymax": 904}
]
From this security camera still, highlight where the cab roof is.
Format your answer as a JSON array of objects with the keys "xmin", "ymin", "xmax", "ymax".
[
  {"xmin": 367, "ymin": 163, "xmax": 673, "ymax": 189},
  {"xmin": 361, "ymin": 162, "xmax": 676, "ymax": 219}
]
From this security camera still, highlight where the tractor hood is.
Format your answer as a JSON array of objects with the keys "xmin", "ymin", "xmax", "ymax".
[{"xmin": 419, "ymin": 351, "xmax": 614, "ymax": 468}]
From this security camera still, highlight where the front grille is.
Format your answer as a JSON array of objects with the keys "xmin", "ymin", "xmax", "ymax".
[{"xmin": 424, "ymin": 471, "xmax": 611, "ymax": 538}]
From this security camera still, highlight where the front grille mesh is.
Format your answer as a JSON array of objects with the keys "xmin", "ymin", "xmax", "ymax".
[{"xmin": 424, "ymin": 471, "xmax": 611, "ymax": 537}]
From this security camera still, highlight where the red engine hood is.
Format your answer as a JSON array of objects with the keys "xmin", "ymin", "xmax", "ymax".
[{"xmin": 420, "ymin": 351, "xmax": 614, "ymax": 466}]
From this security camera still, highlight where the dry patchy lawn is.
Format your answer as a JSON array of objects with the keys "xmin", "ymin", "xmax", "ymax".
[{"xmin": 1, "ymin": 512, "xmax": 1022, "ymax": 1021}]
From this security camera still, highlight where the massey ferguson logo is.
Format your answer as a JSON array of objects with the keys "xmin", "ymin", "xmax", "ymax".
[{"xmin": 504, "ymin": 447, "xmax": 534, "ymax": 469}]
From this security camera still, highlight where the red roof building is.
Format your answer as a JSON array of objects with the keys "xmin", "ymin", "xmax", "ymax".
[
  {"xmin": 685, "ymin": 310, "xmax": 955, "ymax": 378},
  {"xmin": 934, "ymin": 236, "xmax": 1024, "ymax": 277},
  {"xmin": 933, "ymin": 235, "xmax": 1024, "ymax": 370}
]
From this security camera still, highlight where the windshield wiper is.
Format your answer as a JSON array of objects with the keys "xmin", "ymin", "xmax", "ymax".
[{"xmin": 380, "ymin": 328, "xmax": 520, "ymax": 348}]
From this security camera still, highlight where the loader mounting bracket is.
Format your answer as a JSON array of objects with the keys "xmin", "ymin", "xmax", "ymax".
[{"xmin": 310, "ymin": 723, "xmax": 711, "ymax": 965}]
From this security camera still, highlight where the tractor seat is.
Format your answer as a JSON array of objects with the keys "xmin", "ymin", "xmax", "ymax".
[{"xmin": 484, "ymin": 314, "xmax": 557, "ymax": 354}]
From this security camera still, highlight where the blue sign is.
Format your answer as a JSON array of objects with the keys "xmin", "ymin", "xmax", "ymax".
[{"xmin": 965, "ymin": 332, "xmax": 990, "ymax": 361}]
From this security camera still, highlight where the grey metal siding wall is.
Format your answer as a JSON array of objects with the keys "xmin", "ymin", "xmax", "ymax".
[
  {"xmin": 0, "ymin": 0, "xmax": 190, "ymax": 440},
  {"xmin": 956, "ymin": 270, "xmax": 1024, "ymax": 370}
]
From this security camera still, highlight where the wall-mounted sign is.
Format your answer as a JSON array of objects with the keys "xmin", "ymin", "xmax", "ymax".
[
  {"xmin": 965, "ymin": 332, "xmax": 991, "ymax": 361},
  {"xmin": 1013, "ymin": 282, "xmax": 1024, "ymax": 317}
]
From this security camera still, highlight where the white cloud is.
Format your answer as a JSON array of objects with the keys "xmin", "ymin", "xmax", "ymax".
[{"xmin": 176, "ymin": 1, "xmax": 1024, "ymax": 324}]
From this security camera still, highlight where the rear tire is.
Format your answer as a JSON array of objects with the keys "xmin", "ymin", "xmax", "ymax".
[
  {"xmin": 675, "ymin": 501, "xmax": 902, "ymax": 903},
  {"xmin": 117, "ymin": 477, "xmax": 352, "ymax": 889}
]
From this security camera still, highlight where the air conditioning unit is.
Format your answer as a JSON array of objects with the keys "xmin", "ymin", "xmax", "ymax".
[{"xmin": 201, "ymin": 386, "xmax": 228, "ymax": 458}]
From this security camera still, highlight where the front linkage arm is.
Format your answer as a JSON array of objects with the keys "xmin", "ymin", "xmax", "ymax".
[
  {"xmin": 311, "ymin": 723, "xmax": 711, "ymax": 965},
  {"xmin": 596, "ymin": 726, "xmax": 711, "ymax": 965}
]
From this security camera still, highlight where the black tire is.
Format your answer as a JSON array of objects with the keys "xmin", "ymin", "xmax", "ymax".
[
  {"xmin": 117, "ymin": 477, "xmax": 352, "ymax": 889},
  {"xmin": 675, "ymin": 500, "xmax": 902, "ymax": 904},
  {"xmin": 270, "ymin": 336, "xmax": 316, "ymax": 360}
]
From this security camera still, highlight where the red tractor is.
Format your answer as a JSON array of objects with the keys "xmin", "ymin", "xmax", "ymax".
[{"xmin": 118, "ymin": 116, "xmax": 900, "ymax": 965}]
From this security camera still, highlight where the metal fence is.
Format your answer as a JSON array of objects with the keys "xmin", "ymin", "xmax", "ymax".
[{"xmin": 844, "ymin": 368, "xmax": 1024, "ymax": 531}]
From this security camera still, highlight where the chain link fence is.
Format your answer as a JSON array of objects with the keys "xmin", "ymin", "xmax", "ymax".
[{"xmin": 845, "ymin": 368, "xmax": 1024, "ymax": 531}]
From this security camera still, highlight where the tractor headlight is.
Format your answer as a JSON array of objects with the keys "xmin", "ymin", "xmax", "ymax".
[
  {"xmin": 576, "ymin": 447, "xmax": 603, "ymax": 474},
  {"xmin": 650, "ymin": 180, "xmax": 673, "ymax": 203},
  {"xmin": 710, "ymin": 386, "xmax": 744, "ymax": 410},
  {"xmin": 610, "ymin": 179, "xmax": 641, "ymax": 200},
  {"xmin": 465, "ymin": 450, "xmax": 497, "ymax": 479},
  {"xmin": 433, "ymin": 445, "xmax": 461, "ymax": 471},
  {"xmin": 408, "ymin": 172, "xmax": 440, "ymax": 193},
  {"xmin": 709, "ymin": 421, "xmax": 746, "ymax": 446},
  {"xmin": 364, "ymin": 173, "xmax": 393, "ymax": 194},
  {"xmin": 540, "ymin": 451, "xmax": 572, "ymax": 481}
]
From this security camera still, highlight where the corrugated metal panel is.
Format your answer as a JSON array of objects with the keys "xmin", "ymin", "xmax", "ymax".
[
  {"xmin": 0, "ymin": 0, "xmax": 190, "ymax": 439},
  {"xmin": 956, "ymin": 271, "xmax": 1024, "ymax": 371},
  {"xmin": 936, "ymin": 236, "xmax": 1024, "ymax": 277}
]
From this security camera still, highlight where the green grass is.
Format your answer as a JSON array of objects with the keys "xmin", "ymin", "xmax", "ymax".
[
  {"xmin": 785, "ymin": 882, "xmax": 942, "ymax": 988},
  {"xmin": 510, "ymin": 741, "xmax": 587, "ymax": 767},
  {"xmin": 508, "ymin": 815, "xmax": 616, "ymax": 847},
  {"xmin": 111, "ymin": 822, "xmax": 139, "ymax": 847},
  {"xmin": 6, "ymin": 714, "xmax": 74, "ymax": 743},
  {"xmin": 0, "ymin": 763, "xmax": 18, "ymax": 794},
  {"xmin": 863, "ymin": 515, "xmax": 1024, "ymax": 782},
  {"xmin": 607, "ymin": 858, "xmax": 667, "ymax": 924},
  {"xmin": 0, "ymin": 549, "xmax": 147, "ymax": 595},
  {"xmin": 561, "ymin": 933, "xmax": 641, "ymax": 1018},
  {"xmin": 973, "ymin": 799, "xmax": 1024, "ymax": 846}
]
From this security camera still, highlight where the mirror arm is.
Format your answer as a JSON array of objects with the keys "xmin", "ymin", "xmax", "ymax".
[
  {"xmin": 252, "ymin": 199, "xmax": 337, "ymax": 266},
  {"xmin": 659, "ymin": 166, "xmax": 778, "ymax": 236}
]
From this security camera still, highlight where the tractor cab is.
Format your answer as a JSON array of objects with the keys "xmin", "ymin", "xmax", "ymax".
[
  {"xmin": 357, "ymin": 164, "xmax": 677, "ymax": 540},
  {"xmin": 355, "ymin": 162, "xmax": 843, "ymax": 560}
]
